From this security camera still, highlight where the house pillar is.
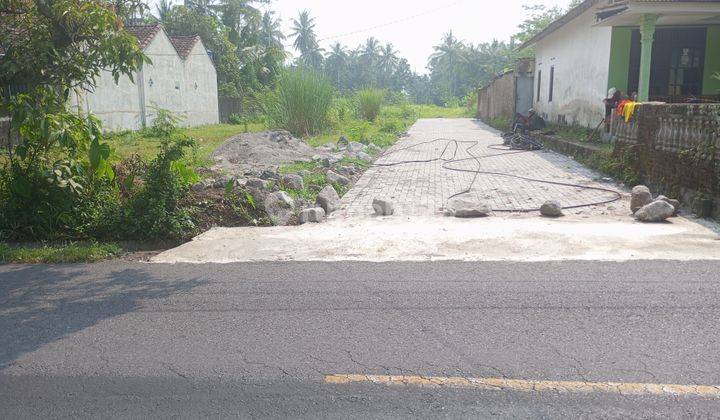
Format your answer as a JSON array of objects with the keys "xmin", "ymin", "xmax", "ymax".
[{"xmin": 638, "ymin": 13, "xmax": 658, "ymax": 102}]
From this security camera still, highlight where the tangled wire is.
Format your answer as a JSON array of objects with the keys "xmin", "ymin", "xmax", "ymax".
[{"xmin": 372, "ymin": 137, "xmax": 622, "ymax": 213}]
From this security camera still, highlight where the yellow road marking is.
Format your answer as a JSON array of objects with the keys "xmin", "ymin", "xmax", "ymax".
[{"xmin": 324, "ymin": 374, "xmax": 720, "ymax": 398}]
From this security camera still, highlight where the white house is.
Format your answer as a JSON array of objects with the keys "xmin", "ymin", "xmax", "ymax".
[
  {"xmin": 72, "ymin": 23, "xmax": 219, "ymax": 131},
  {"xmin": 521, "ymin": 0, "xmax": 720, "ymax": 128}
]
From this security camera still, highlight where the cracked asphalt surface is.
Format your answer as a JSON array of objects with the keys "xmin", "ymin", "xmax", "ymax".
[{"xmin": 2, "ymin": 260, "xmax": 720, "ymax": 417}]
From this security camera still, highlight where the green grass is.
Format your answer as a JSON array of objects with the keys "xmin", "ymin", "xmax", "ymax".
[
  {"xmin": 106, "ymin": 123, "xmax": 265, "ymax": 167},
  {"xmin": 413, "ymin": 105, "xmax": 475, "ymax": 119},
  {"xmin": 547, "ymin": 123, "xmax": 595, "ymax": 143},
  {"xmin": 0, "ymin": 242, "xmax": 122, "ymax": 264}
]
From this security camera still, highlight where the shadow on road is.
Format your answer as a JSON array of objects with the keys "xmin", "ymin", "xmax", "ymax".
[{"xmin": 0, "ymin": 265, "xmax": 204, "ymax": 368}]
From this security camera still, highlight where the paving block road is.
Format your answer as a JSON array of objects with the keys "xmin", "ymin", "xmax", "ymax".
[{"xmin": 338, "ymin": 118, "xmax": 628, "ymax": 218}]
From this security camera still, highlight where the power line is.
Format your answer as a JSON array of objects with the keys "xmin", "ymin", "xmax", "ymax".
[{"xmin": 317, "ymin": 0, "xmax": 464, "ymax": 43}]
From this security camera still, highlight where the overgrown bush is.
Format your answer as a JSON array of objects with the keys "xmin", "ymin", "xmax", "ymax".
[
  {"xmin": 266, "ymin": 68, "xmax": 335, "ymax": 137},
  {"xmin": 147, "ymin": 107, "xmax": 183, "ymax": 137},
  {"xmin": 0, "ymin": 87, "xmax": 116, "ymax": 241},
  {"xmin": 356, "ymin": 89, "xmax": 384, "ymax": 121},
  {"xmin": 96, "ymin": 136, "xmax": 198, "ymax": 240}
]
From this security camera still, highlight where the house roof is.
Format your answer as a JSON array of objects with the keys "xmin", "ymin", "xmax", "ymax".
[
  {"xmin": 169, "ymin": 36, "xmax": 201, "ymax": 60},
  {"xmin": 519, "ymin": 0, "xmax": 720, "ymax": 49},
  {"xmin": 124, "ymin": 23, "xmax": 205, "ymax": 61},
  {"xmin": 124, "ymin": 23, "xmax": 164, "ymax": 50}
]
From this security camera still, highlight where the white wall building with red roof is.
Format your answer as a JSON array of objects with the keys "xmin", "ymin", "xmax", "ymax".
[{"xmin": 72, "ymin": 23, "xmax": 219, "ymax": 131}]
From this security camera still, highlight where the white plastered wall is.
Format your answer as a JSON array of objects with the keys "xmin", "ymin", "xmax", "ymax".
[
  {"xmin": 181, "ymin": 40, "xmax": 219, "ymax": 127},
  {"xmin": 72, "ymin": 28, "xmax": 219, "ymax": 131},
  {"xmin": 534, "ymin": 7, "xmax": 613, "ymax": 128}
]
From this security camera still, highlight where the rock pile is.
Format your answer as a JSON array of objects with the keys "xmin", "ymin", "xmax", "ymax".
[{"xmin": 631, "ymin": 185, "xmax": 682, "ymax": 223}]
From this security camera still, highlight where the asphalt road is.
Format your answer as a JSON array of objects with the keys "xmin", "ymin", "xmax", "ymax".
[{"xmin": 2, "ymin": 260, "xmax": 720, "ymax": 418}]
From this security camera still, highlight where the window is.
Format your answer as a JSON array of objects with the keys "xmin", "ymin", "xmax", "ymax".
[
  {"xmin": 536, "ymin": 70, "xmax": 542, "ymax": 102},
  {"xmin": 549, "ymin": 66, "xmax": 555, "ymax": 102}
]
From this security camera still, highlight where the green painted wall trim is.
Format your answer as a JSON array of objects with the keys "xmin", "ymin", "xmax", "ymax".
[
  {"xmin": 607, "ymin": 27, "xmax": 633, "ymax": 93},
  {"xmin": 702, "ymin": 26, "xmax": 720, "ymax": 95}
]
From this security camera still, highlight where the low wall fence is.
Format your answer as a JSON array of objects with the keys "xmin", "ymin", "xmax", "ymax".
[{"xmin": 610, "ymin": 103, "xmax": 720, "ymax": 217}]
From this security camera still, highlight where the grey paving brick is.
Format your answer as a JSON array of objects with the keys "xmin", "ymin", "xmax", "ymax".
[{"xmin": 335, "ymin": 119, "xmax": 629, "ymax": 218}]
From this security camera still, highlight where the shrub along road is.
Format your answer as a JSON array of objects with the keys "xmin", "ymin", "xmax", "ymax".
[{"xmin": 1, "ymin": 260, "xmax": 720, "ymax": 417}]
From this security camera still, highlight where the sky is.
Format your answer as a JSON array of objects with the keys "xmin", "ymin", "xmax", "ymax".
[{"xmin": 150, "ymin": 0, "xmax": 574, "ymax": 73}]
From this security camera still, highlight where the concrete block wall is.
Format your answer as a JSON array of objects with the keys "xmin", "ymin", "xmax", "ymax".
[
  {"xmin": 477, "ymin": 71, "xmax": 515, "ymax": 121},
  {"xmin": 612, "ymin": 103, "xmax": 720, "ymax": 217}
]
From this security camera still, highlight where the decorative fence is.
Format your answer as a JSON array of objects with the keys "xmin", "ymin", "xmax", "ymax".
[{"xmin": 611, "ymin": 103, "xmax": 720, "ymax": 217}]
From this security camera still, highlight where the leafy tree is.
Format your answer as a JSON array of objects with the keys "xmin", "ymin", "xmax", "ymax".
[
  {"xmin": 0, "ymin": 0, "xmax": 147, "ymax": 240},
  {"xmin": 0, "ymin": 0, "xmax": 146, "ymax": 88}
]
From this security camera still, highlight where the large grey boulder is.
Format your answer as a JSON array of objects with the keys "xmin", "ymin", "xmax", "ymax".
[
  {"xmin": 347, "ymin": 141, "xmax": 365, "ymax": 154},
  {"xmin": 326, "ymin": 170, "xmax": 351, "ymax": 186},
  {"xmin": 357, "ymin": 151, "xmax": 373, "ymax": 163},
  {"xmin": 316, "ymin": 185, "xmax": 340, "ymax": 215},
  {"xmin": 634, "ymin": 200, "xmax": 675, "ymax": 223},
  {"xmin": 299, "ymin": 207, "xmax": 326, "ymax": 224},
  {"xmin": 282, "ymin": 173, "xmax": 304, "ymax": 190},
  {"xmin": 540, "ymin": 200, "xmax": 564, "ymax": 218},
  {"xmin": 446, "ymin": 197, "xmax": 492, "ymax": 218},
  {"xmin": 246, "ymin": 178, "xmax": 267, "ymax": 190},
  {"xmin": 631, "ymin": 185, "xmax": 653, "ymax": 213},
  {"xmin": 372, "ymin": 198, "xmax": 394, "ymax": 216},
  {"xmin": 655, "ymin": 195, "xmax": 680, "ymax": 216},
  {"xmin": 264, "ymin": 191, "xmax": 296, "ymax": 225}
]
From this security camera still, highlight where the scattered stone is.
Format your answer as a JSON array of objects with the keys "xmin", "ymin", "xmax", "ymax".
[
  {"xmin": 246, "ymin": 178, "xmax": 267, "ymax": 190},
  {"xmin": 299, "ymin": 207, "xmax": 326, "ymax": 224},
  {"xmin": 540, "ymin": 200, "xmax": 564, "ymax": 218},
  {"xmin": 635, "ymin": 200, "xmax": 675, "ymax": 223},
  {"xmin": 446, "ymin": 197, "xmax": 492, "ymax": 218},
  {"xmin": 326, "ymin": 170, "xmax": 351, "ymax": 186},
  {"xmin": 372, "ymin": 198, "xmax": 394, "ymax": 216},
  {"xmin": 264, "ymin": 191, "xmax": 296, "ymax": 226},
  {"xmin": 213, "ymin": 176, "xmax": 236, "ymax": 189},
  {"xmin": 338, "ymin": 136, "xmax": 350, "ymax": 146},
  {"xmin": 337, "ymin": 166, "xmax": 357, "ymax": 176},
  {"xmin": 282, "ymin": 173, "xmax": 304, "ymax": 190},
  {"xmin": 357, "ymin": 151, "xmax": 373, "ymax": 163},
  {"xmin": 655, "ymin": 195, "xmax": 680, "ymax": 216},
  {"xmin": 191, "ymin": 182, "xmax": 207, "ymax": 192},
  {"xmin": 260, "ymin": 170, "xmax": 279, "ymax": 180},
  {"xmin": 316, "ymin": 185, "xmax": 340, "ymax": 215},
  {"xmin": 329, "ymin": 154, "xmax": 344, "ymax": 165},
  {"xmin": 630, "ymin": 185, "xmax": 653, "ymax": 213},
  {"xmin": 347, "ymin": 142, "xmax": 365, "ymax": 154}
]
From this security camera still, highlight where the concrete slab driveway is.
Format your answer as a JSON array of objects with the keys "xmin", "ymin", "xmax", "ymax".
[
  {"xmin": 153, "ymin": 118, "xmax": 720, "ymax": 264},
  {"xmin": 337, "ymin": 118, "xmax": 627, "ymax": 218}
]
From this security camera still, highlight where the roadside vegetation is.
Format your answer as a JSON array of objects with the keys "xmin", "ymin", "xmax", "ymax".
[
  {"xmin": 0, "ymin": 0, "xmax": 556, "ymax": 262},
  {"xmin": 0, "ymin": 242, "xmax": 122, "ymax": 264}
]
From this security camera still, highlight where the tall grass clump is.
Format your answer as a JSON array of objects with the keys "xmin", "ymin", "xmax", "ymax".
[
  {"xmin": 356, "ymin": 89, "xmax": 384, "ymax": 121},
  {"xmin": 266, "ymin": 68, "xmax": 335, "ymax": 137}
]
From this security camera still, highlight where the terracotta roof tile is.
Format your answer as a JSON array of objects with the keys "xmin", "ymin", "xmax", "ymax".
[
  {"xmin": 124, "ymin": 23, "xmax": 162, "ymax": 50},
  {"xmin": 169, "ymin": 36, "xmax": 201, "ymax": 60}
]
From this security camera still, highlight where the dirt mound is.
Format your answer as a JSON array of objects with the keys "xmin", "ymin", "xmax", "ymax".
[{"xmin": 211, "ymin": 130, "xmax": 315, "ymax": 175}]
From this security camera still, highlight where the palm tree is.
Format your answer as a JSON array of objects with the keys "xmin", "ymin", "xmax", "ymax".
[
  {"xmin": 325, "ymin": 42, "xmax": 349, "ymax": 89},
  {"xmin": 429, "ymin": 31, "xmax": 467, "ymax": 97},
  {"xmin": 184, "ymin": 0, "xmax": 217, "ymax": 16},
  {"xmin": 378, "ymin": 43, "xmax": 399, "ymax": 87},
  {"xmin": 155, "ymin": 0, "xmax": 174, "ymax": 23},
  {"xmin": 290, "ymin": 10, "xmax": 323, "ymax": 69},
  {"xmin": 217, "ymin": 0, "xmax": 262, "ymax": 45},
  {"xmin": 259, "ymin": 10, "xmax": 285, "ymax": 50}
]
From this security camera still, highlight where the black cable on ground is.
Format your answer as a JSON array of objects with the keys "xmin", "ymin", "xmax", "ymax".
[{"xmin": 371, "ymin": 137, "xmax": 623, "ymax": 213}]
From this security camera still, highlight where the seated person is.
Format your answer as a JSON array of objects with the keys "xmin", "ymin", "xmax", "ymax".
[{"xmin": 514, "ymin": 108, "xmax": 546, "ymax": 133}]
